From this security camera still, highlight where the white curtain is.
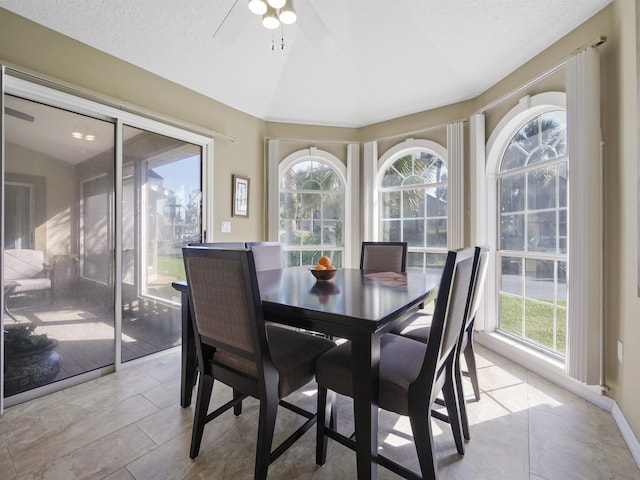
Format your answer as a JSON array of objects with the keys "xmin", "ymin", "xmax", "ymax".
[
  {"xmin": 447, "ymin": 121, "xmax": 465, "ymax": 249},
  {"xmin": 566, "ymin": 47, "xmax": 603, "ymax": 385}
]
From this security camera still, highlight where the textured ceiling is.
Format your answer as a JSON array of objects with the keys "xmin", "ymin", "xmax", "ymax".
[{"xmin": 0, "ymin": 0, "xmax": 611, "ymax": 127}]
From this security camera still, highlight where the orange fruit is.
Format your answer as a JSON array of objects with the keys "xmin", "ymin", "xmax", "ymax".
[
  {"xmin": 314, "ymin": 264, "xmax": 327, "ymax": 270},
  {"xmin": 325, "ymin": 264, "xmax": 336, "ymax": 270},
  {"xmin": 318, "ymin": 255, "xmax": 331, "ymax": 267}
]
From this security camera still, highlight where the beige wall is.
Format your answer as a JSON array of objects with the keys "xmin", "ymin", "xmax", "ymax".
[
  {"xmin": 0, "ymin": 8, "xmax": 266, "ymax": 245},
  {"xmin": 606, "ymin": 0, "xmax": 640, "ymax": 435},
  {"xmin": 2, "ymin": 1, "xmax": 640, "ymax": 442}
]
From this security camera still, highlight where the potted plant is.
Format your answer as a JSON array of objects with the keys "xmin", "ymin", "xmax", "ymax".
[{"xmin": 3, "ymin": 324, "xmax": 62, "ymax": 396}]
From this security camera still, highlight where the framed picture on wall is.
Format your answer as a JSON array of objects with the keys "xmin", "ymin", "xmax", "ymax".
[{"xmin": 232, "ymin": 175, "xmax": 249, "ymax": 217}]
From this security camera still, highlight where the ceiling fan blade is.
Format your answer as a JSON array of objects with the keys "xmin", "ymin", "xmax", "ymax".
[
  {"xmin": 4, "ymin": 107, "xmax": 35, "ymax": 122},
  {"xmin": 212, "ymin": 0, "xmax": 252, "ymax": 46}
]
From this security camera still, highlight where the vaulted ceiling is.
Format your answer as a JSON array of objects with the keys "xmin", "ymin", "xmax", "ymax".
[{"xmin": 1, "ymin": 0, "xmax": 612, "ymax": 127}]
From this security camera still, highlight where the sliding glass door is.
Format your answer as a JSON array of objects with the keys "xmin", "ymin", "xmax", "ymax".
[
  {"xmin": 121, "ymin": 126, "xmax": 202, "ymax": 362},
  {"xmin": 3, "ymin": 94, "xmax": 116, "ymax": 398},
  {"xmin": 2, "ymin": 74, "xmax": 212, "ymax": 407}
]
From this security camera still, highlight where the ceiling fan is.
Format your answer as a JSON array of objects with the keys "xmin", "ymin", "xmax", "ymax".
[{"xmin": 212, "ymin": 0, "xmax": 334, "ymax": 49}]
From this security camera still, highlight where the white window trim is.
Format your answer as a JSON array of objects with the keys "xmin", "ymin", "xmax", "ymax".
[
  {"xmin": 372, "ymin": 138, "xmax": 451, "ymax": 249},
  {"xmin": 483, "ymin": 92, "xmax": 567, "ymax": 334}
]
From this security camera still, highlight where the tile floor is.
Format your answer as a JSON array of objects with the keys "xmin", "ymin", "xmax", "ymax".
[{"xmin": 1, "ymin": 344, "xmax": 638, "ymax": 480}]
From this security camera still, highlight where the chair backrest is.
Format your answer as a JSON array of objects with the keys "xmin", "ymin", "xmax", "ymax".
[
  {"xmin": 182, "ymin": 247, "xmax": 271, "ymax": 376},
  {"xmin": 245, "ymin": 242, "xmax": 284, "ymax": 272},
  {"xmin": 187, "ymin": 242, "xmax": 245, "ymax": 248},
  {"xmin": 4, "ymin": 249, "xmax": 46, "ymax": 280},
  {"xmin": 418, "ymin": 247, "xmax": 475, "ymax": 384},
  {"xmin": 466, "ymin": 246, "xmax": 489, "ymax": 328},
  {"xmin": 359, "ymin": 242, "xmax": 407, "ymax": 272}
]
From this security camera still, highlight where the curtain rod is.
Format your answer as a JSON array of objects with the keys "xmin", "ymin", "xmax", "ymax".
[
  {"xmin": 4, "ymin": 65, "xmax": 234, "ymax": 143},
  {"xmin": 362, "ymin": 117, "xmax": 469, "ymax": 144},
  {"xmin": 477, "ymin": 35, "xmax": 607, "ymax": 115},
  {"xmin": 266, "ymin": 117, "xmax": 470, "ymax": 146},
  {"xmin": 265, "ymin": 137, "xmax": 359, "ymax": 145}
]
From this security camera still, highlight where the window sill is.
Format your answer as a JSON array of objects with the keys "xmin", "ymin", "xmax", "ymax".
[{"xmin": 474, "ymin": 330, "xmax": 613, "ymax": 412}]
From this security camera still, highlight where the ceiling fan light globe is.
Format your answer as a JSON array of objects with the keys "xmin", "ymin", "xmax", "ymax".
[
  {"xmin": 248, "ymin": 0, "xmax": 267, "ymax": 15},
  {"xmin": 278, "ymin": 3, "xmax": 296, "ymax": 24},
  {"xmin": 262, "ymin": 9, "xmax": 280, "ymax": 29},
  {"xmin": 267, "ymin": 0, "xmax": 286, "ymax": 8}
]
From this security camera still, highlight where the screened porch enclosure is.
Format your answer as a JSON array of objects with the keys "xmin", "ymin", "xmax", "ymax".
[{"xmin": 2, "ymin": 92, "xmax": 202, "ymax": 399}]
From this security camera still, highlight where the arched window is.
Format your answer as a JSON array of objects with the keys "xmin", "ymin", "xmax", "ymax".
[
  {"xmin": 279, "ymin": 154, "xmax": 346, "ymax": 267},
  {"xmin": 378, "ymin": 144, "xmax": 448, "ymax": 272},
  {"xmin": 496, "ymin": 110, "xmax": 568, "ymax": 356}
]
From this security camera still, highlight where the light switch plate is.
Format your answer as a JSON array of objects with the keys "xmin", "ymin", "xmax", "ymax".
[
  {"xmin": 221, "ymin": 221, "xmax": 231, "ymax": 233},
  {"xmin": 617, "ymin": 340, "xmax": 623, "ymax": 363}
]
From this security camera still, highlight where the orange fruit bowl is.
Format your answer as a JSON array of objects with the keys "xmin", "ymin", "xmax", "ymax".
[{"xmin": 310, "ymin": 268, "xmax": 338, "ymax": 281}]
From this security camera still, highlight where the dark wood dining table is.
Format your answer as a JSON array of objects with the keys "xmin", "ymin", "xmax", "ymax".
[{"xmin": 172, "ymin": 266, "xmax": 439, "ymax": 480}]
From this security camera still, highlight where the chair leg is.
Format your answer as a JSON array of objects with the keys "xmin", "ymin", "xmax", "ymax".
[
  {"xmin": 316, "ymin": 386, "xmax": 335, "ymax": 466},
  {"xmin": 454, "ymin": 356, "xmax": 471, "ymax": 441},
  {"xmin": 233, "ymin": 388, "xmax": 243, "ymax": 416},
  {"xmin": 464, "ymin": 338, "xmax": 481, "ymax": 401},
  {"xmin": 410, "ymin": 403, "xmax": 439, "ymax": 480},
  {"xmin": 190, "ymin": 373, "xmax": 214, "ymax": 459},
  {"xmin": 443, "ymin": 362, "xmax": 464, "ymax": 455},
  {"xmin": 255, "ymin": 392, "xmax": 278, "ymax": 480},
  {"xmin": 329, "ymin": 391, "xmax": 337, "ymax": 430}
]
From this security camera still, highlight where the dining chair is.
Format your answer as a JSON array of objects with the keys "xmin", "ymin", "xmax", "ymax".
[
  {"xmin": 315, "ymin": 247, "xmax": 476, "ymax": 480},
  {"xmin": 359, "ymin": 241, "xmax": 407, "ymax": 272},
  {"xmin": 460, "ymin": 247, "xmax": 489, "ymax": 402},
  {"xmin": 245, "ymin": 241, "xmax": 284, "ymax": 271},
  {"xmin": 187, "ymin": 241, "xmax": 245, "ymax": 248},
  {"xmin": 182, "ymin": 247, "xmax": 335, "ymax": 480},
  {"xmin": 393, "ymin": 246, "xmax": 489, "ymax": 441}
]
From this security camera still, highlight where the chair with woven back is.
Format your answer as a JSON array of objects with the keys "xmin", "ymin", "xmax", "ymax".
[
  {"xmin": 245, "ymin": 241, "xmax": 284, "ymax": 272},
  {"xmin": 360, "ymin": 241, "xmax": 407, "ymax": 272},
  {"xmin": 393, "ymin": 246, "xmax": 489, "ymax": 441},
  {"xmin": 315, "ymin": 247, "xmax": 476, "ymax": 480},
  {"xmin": 187, "ymin": 241, "xmax": 245, "ymax": 248},
  {"xmin": 182, "ymin": 247, "xmax": 335, "ymax": 480}
]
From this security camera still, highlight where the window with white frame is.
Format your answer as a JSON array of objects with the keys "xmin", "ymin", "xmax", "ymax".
[
  {"xmin": 495, "ymin": 109, "xmax": 568, "ymax": 357},
  {"xmin": 279, "ymin": 155, "xmax": 346, "ymax": 267},
  {"xmin": 378, "ymin": 147, "xmax": 448, "ymax": 273}
]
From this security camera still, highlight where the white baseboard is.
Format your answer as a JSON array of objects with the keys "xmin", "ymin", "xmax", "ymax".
[
  {"xmin": 613, "ymin": 402, "xmax": 640, "ymax": 468},
  {"xmin": 476, "ymin": 331, "xmax": 640, "ymax": 470}
]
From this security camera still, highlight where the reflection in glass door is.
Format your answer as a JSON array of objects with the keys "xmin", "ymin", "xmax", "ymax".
[
  {"xmin": 2, "ymin": 78, "xmax": 210, "ymax": 405},
  {"xmin": 4, "ymin": 183, "xmax": 33, "ymax": 249},
  {"xmin": 3, "ymin": 94, "xmax": 115, "ymax": 398},
  {"xmin": 121, "ymin": 125, "xmax": 202, "ymax": 362}
]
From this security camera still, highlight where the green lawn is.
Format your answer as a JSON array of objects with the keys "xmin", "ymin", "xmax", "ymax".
[
  {"xmin": 158, "ymin": 255, "xmax": 185, "ymax": 280},
  {"xmin": 500, "ymin": 294, "xmax": 566, "ymax": 354}
]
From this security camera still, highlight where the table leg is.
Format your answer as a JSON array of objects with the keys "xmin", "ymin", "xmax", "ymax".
[
  {"xmin": 351, "ymin": 333, "xmax": 381, "ymax": 480},
  {"xmin": 180, "ymin": 290, "xmax": 197, "ymax": 408}
]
